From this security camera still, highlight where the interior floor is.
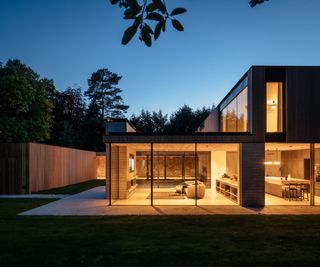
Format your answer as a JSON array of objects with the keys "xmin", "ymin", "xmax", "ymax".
[{"xmin": 111, "ymin": 187, "xmax": 236, "ymax": 205}]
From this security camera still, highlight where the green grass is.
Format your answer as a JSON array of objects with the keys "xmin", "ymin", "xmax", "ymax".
[
  {"xmin": 1, "ymin": 199, "xmax": 320, "ymax": 266},
  {"xmin": 34, "ymin": 179, "xmax": 106, "ymax": 195}
]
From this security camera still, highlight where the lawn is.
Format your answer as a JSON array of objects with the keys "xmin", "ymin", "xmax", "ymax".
[
  {"xmin": 34, "ymin": 179, "xmax": 106, "ymax": 195},
  {"xmin": 1, "ymin": 199, "xmax": 320, "ymax": 267}
]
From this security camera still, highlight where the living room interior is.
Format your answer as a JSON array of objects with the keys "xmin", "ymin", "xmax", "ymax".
[{"xmin": 110, "ymin": 143, "xmax": 240, "ymax": 205}]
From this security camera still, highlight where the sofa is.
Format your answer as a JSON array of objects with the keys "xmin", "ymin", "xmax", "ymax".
[{"xmin": 185, "ymin": 181, "xmax": 206, "ymax": 199}]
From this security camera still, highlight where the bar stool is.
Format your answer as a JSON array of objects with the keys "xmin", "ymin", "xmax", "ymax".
[
  {"xmin": 300, "ymin": 183, "xmax": 309, "ymax": 201},
  {"xmin": 288, "ymin": 183, "xmax": 298, "ymax": 201}
]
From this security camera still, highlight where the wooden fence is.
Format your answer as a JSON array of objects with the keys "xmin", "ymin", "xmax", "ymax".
[{"xmin": 0, "ymin": 143, "xmax": 101, "ymax": 194}]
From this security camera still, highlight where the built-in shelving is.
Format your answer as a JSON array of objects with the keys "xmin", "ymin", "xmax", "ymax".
[{"xmin": 216, "ymin": 179, "xmax": 238, "ymax": 203}]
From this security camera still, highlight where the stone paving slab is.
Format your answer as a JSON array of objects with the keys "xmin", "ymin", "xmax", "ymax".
[{"xmin": 19, "ymin": 187, "xmax": 320, "ymax": 216}]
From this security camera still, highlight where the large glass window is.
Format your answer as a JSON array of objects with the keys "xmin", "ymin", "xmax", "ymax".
[
  {"xmin": 108, "ymin": 143, "xmax": 239, "ymax": 206},
  {"xmin": 266, "ymin": 82, "xmax": 283, "ymax": 133},
  {"xmin": 265, "ymin": 143, "xmax": 311, "ymax": 206},
  {"xmin": 221, "ymin": 87, "xmax": 248, "ymax": 132}
]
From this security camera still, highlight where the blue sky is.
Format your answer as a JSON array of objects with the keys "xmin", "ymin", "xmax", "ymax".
[{"xmin": 1, "ymin": 0, "xmax": 320, "ymax": 116}]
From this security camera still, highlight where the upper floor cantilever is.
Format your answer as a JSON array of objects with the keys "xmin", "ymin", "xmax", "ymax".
[{"xmin": 197, "ymin": 66, "xmax": 320, "ymax": 143}]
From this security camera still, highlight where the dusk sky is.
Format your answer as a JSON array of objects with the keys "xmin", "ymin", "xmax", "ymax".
[{"xmin": 1, "ymin": 0, "xmax": 320, "ymax": 116}]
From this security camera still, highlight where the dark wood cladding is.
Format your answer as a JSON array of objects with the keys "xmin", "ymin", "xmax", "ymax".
[
  {"xmin": 0, "ymin": 143, "xmax": 28, "ymax": 194},
  {"xmin": 250, "ymin": 67, "xmax": 266, "ymax": 141},
  {"xmin": 286, "ymin": 67, "xmax": 320, "ymax": 142},
  {"xmin": 104, "ymin": 134, "xmax": 256, "ymax": 144}
]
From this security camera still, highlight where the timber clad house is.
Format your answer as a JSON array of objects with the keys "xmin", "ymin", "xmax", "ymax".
[{"xmin": 104, "ymin": 66, "xmax": 320, "ymax": 207}]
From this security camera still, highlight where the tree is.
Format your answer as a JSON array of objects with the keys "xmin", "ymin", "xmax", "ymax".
[
  {"xmin": 0, "ymin": 59, "xmax": 55, "ymax": 142},
  {"xmin": 110, "ymin": 0, "xmax": 269, "ymax": 47},
  {"xmin": 130, "ymin": 109, "xmax": 167, "ymax": 133},
  {"xmin": 151, "ymin": 110, "xmax": 167, "ymax": 133},
  {"xmin": 130, "ymin": 105, "xmax": 211, "ymax": 133},
  {"xmin": 166, "ymin": 105, "xmax": 211, "ymax": 133},
  {"xmin": 78, "ymin": 101, "xmax": 106, "ymax": 152},
  {"xmin": 49, "ymin": 87, "xmax": 86, "ymax": 147},
  {"xmin": 85, "ymin": 68, "xmax": 129, "ymax": 119}
]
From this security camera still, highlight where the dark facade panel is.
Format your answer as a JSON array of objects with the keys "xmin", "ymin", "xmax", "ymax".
[
  {"xmin": 286, "ymin": 67, "xmax": 320, "ymax": 142},
  {"xmin": 250, "ymin": 67, "xmax": 266, "ymax": 141},
  {"xmin": 104, "ymin": 133, "xmax": 263, "ymax": 144}
]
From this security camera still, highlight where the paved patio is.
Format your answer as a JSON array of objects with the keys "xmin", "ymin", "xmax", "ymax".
[{"xmin": 19, "ymin": 186, "xmax": 320, "ymax": 216}]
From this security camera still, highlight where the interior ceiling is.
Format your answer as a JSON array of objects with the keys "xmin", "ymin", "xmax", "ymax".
[
  {"xmin": 265, "ymin": 143, "xmax": 310, "ymax": 151},
  {"xmin": 114, "ymin": 143, "xmax": 315, "ymax": 152},
  {"xmin": 114, "ymin": 143, "xmax": 239, "ymax": 152}
]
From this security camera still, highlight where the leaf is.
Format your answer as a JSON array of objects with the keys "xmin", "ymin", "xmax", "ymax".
[
  {"xmin": 162, "ymin": 21, "xmax": 166, "ymax": 32},
  {"xmin": 146, "ymin": 12, "xmax": 164, "ymax": 22},
  {"xmin": 146, "ymin": 3, "xmax": 157, "ymax": 12},
  {"xmin": 141, "ymin": 32, "xmax": 152, "ymax": 47},
  {"xmin": 171, "ymin": 19, "xmax": 184, "ymax": 31},
  {"xmin": 170, "ymin": 8, "xmax": 187, "ymax": 16},
  {"xmin": 110, "ymin": 0, "xmax": 120, "ymax": 5},
  {"xmin": 152, "ymin": 0, "xmax": 167, "ymax": 14},
  {"xmin": 249, "ymin": 0, "xmax": 269, "ymax": 7},
  {"xmin": 122, "ymin": 24, "xmax": 138, "ymax": 45},
  {"xmin": 143, "ymin": 23, "xmax": 154, "ymax": 34},
  {"xmin": 124, "ymin": 8, "xmax": 135, "ymax": 19},
  {"xmin": 141, "ymin": 25, "xmax": 152, "ymax": 47},
  {"xmin": 154, "ymin": 21, "xmax": 163, "ymax": 40}
]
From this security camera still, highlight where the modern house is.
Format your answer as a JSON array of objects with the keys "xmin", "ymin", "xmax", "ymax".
[{"xmin": 104, "ymin": 66, "xmax": 320, "ymax": 207}]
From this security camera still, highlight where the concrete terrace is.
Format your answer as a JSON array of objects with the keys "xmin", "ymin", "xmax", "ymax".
[{"xmin": 18, "ymin": 187, "xmax": 320, "ymax": 216}]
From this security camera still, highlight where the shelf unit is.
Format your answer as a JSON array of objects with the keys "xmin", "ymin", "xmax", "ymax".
[{"xmin": 216, "ymin": 179, "xmax": 238, "ymax": 203}]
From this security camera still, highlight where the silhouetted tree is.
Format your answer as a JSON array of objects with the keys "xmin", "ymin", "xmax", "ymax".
[
  {"xmin": 78, "ymin": 100, "xmax": 106, "ymax": 151},
  {"xmin": 130, "ymin": 105, "xmax": 211, "ymax": 133},
  {"xmin": 0, "ymin": 59, "xmax": 55, "ymax": 142},
  {"xmin": 151, "ymin": 110, "xmax": 167, "ymax": 133},
  {"xmin": 49, "ymin": 87, "xmax": 86, "ymax": 147},
  {"xmin": 85, "ymin": 68, "xmax": 129, "ymax": 119}
]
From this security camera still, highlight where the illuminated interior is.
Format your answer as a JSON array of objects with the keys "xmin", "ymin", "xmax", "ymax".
[
  {"xmin": 109, "ymin": 143, "xmax": 239, "ymax": 205},
  {"xmin": 266, "ymin": 82, "xmax": 283, "ymax": 133}
]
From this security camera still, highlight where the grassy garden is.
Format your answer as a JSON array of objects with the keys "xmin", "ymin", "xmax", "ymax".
[
  {"xmin": 0, "ymin": 198, "xmax": 320, "ymax": 266},
  {"xmin": 34, "ymin": 179, "xmax": 106, "ymax": 195}
]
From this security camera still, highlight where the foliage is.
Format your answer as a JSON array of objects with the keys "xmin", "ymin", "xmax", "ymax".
[
  {"xmin": 249, "ymin": 0, "xmax": 269, "ymax": 7},
  {"xmin": 110, "ymin": 0, "xmax": 187, "ymax": 47},
  {"xmin": 85, "ymin": 68, "xmax": 129, "ymax": 119},
  {"xmin": 110, "ymin": 0, "xmax": 269, "ymax": 47},
  {"xmin": 130, "ymin": 105, "xmax": 212, "ymax": 133},
  {"xmin": 166, "ymin": 105, "xmax": 211, "ymax": 133},
  {"xmin": 0, "ymin": 59, "xmax": 55, "ymax": 142},
  {"xmin": 49, "ymin": 87, "xmax": 86, "ymax": 147}
]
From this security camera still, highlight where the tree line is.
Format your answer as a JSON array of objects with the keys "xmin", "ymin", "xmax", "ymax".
[{"xmin": 0, "ymin": 59, "xmax": 213, "ymax": 151}]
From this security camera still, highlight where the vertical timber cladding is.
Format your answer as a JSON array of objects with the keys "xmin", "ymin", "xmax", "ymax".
[
  {"xmin": 240, "ymin": 143, "xmax": 265, "ymax": 207},
  {"xmin": 286, "ymin": 67, "xmax": 320, "ymax": 142},
  {"xmin": 0, "ymin": 143, "xmax": 28, "ymax": 194},
  {"xmin": 28, "ymin": 143, "xmax": 97, "ymax": 193}
]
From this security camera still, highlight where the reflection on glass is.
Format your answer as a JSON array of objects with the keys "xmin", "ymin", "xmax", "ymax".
[
  {"xmin": 266, "ymin": 82, "xmax": 283, "ymax": 133},
  {"xmin": 221, "ymin": 87, "xmax": 248, "ymax": 132}
]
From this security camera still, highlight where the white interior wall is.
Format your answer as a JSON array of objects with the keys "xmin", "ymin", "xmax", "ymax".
[{"xmin": 211, "ymin": 151, "xmax": 227, "ymax": 190}]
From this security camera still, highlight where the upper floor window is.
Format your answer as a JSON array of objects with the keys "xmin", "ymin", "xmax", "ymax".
[
  {"xmin": 221, "ymin": 87, "xmax": 248, "ymax": 132},
  {"xmin": 266, "ymin": 82, "xmax": 283, "ymax": 133}
]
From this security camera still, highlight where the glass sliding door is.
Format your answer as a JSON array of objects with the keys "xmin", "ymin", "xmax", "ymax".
[
  {"xmin": 314, "ymin": 144, "xmax": 320, "ymax": 205},
  {"xmin": 265, "ymin": 143, "xmax": 311, "ymax": 205},
  {"xmin": 109, "ymin": 143, "xmax": 151, "ymax": 205},
  {"xmin": 152, "ymin": 143, "xmax": 196, "ymax": 205},
  {"xmin": 197, "ymin": 144, "xmax": 239, "ymax": 206}
]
